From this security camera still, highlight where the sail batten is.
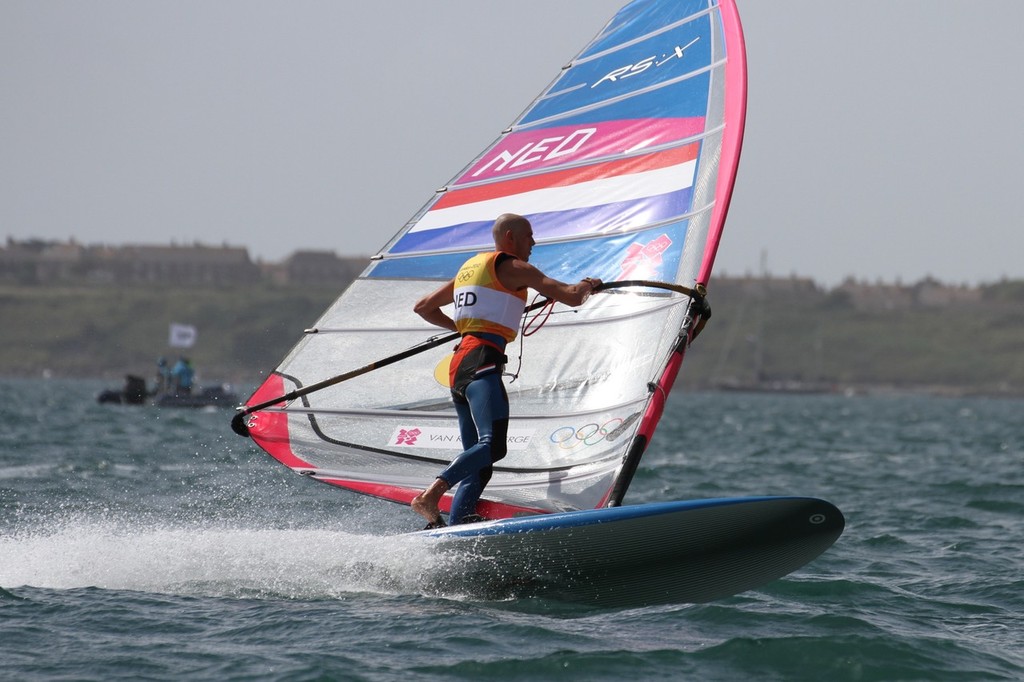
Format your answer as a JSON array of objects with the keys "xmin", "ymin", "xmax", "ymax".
[
  {"xmin": 242, "ymin": 0, "xmax": 746, "ymax": 519},
  {"xmin": 518, "ymin": 60, "xmax": 724, "ymax": 132},
  {"xmin": 266, "ymin": 398, "xmax": 649, "ymax": 422},
  {"xmin": 570, "ymin": 11, "xmax": 711, "ymax": 66}
]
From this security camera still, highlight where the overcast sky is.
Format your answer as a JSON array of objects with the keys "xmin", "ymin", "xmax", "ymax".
[{"xmin": 3, "ymin": 1, "xmax": 1022, "ymax": 286}]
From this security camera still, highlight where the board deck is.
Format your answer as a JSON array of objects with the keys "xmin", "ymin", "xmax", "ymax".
[{"xmin": 418, "ymin": 496, "xmax": 844, "ymax": 607}]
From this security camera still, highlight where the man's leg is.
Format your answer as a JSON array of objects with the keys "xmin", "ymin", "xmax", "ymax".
[{"xmin": 448, "ymin": 373, "xmax": 508, "ymax": 524}]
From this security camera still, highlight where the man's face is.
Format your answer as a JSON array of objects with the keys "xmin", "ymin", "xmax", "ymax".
[{"xmin": 509, "ymin": 224, "xmax": 535, "ymax": 261}]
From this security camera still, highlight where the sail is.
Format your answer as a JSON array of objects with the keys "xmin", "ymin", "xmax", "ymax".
[{"xmin": 240, "ymin": 0, "xmax": 746, "ymax": 519}]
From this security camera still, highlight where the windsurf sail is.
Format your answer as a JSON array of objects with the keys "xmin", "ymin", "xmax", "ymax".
[{"xmin": 237, "ymin": 0, "xmax": 746, "ymax": 519}]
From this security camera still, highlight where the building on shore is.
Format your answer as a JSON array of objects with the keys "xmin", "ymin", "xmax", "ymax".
[{"xmin": 0, "ymin": 238, "xmax": 367, "ymax": 288}]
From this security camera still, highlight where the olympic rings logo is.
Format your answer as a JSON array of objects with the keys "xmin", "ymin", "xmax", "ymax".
[{"xmin": 549, "ymin": 418, "xmax": 625, "ymax": 451}]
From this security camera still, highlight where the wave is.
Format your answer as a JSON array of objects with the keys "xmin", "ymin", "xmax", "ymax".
[{"xmin": 0, "ymin": 518, "xmax": 451, "ymax": 600}]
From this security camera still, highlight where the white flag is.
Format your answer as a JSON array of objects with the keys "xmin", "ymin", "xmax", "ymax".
[{"xmin": 169, "ymin": 323, "xmax": 197, "ymax": 348}]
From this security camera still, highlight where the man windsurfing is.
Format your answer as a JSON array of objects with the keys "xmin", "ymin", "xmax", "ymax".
[{"xmin": 410, "ymin": 213, "xmax": 602, "ymax": 528}]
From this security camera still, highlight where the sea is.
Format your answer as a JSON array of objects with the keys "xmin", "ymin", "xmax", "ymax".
[{"xmin": 1, "ymin": 378, "xmax": 1021, "ymax": 681}]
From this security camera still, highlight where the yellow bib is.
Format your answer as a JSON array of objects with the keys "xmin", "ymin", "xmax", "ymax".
[{"xmin": 452, "ymin": 252, "xmax": 527, "ymax": 342}]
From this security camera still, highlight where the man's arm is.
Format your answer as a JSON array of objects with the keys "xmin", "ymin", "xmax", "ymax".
[
  {"xmin": 498, "ymin": 259, "xmax": 601, "ymax": 307},
  {"xmin": 413, "ymin": 280, "xmax": 458, "ymax": 331}
]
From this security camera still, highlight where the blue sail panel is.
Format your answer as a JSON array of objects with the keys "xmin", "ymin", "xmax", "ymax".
[
  {"xmin": 522, "ymin": 8, "xmax": 715, "ymax": 126},
  {"xmin": 580, "ymin": 0, "xmax": 722, "ymax": 59},
  {"xmin": 370, "ymin": 221, "xmax": 688, "ymax": 283}
]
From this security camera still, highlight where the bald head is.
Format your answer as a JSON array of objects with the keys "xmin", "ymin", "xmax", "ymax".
[
  {"xmin": 492, "ymin": 213, "xmax": 531, "ymax": 244},
  {"xmin": 492, "ymin": 213, "xmax": 535, "ymax": 261}
]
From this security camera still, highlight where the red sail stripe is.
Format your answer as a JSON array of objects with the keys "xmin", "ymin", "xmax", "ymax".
[{"xmin": 432, "ymin": 143, "xmax": 699, "ymax": 211}]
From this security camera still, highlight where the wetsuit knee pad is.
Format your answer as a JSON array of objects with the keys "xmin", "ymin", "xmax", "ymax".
[
  {"xmin": 479, "ymin": 465, "xmax": 493, "ymax": 489},
  {"xmin": 490, "ymin": 418, "xmax": 509, "ymax": 463}
]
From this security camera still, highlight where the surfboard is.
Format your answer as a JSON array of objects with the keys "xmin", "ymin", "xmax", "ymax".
[{"xmin": 420, "ymin": 496, "xmax": 844, "ymax": 607}]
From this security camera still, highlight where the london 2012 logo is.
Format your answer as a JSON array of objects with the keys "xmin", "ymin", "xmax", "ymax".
[
  {"xmin": 590, "ymin": 37, "xmax": 700, "ymax": 89},
  {"xmin": 393, "ymin": 428, "xmax": 421, "ymax": 446}
]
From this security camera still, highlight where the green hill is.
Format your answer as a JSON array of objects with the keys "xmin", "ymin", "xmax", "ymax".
[
  {"xmin": 0, "ymin": 283, "xmax": 335, "ymax": 383},
  {"xmin": 681, "ymin": 278, "xmax": 1024, "ymax": 395},
  {"xmin": 2, "ymin": 280, "xmax": 1022, "ymax": 397}
]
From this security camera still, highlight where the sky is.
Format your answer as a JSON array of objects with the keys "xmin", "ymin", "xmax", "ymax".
[{"xmin": 3, "ymin": 1, "xmax": 1023, "ymax": 287}]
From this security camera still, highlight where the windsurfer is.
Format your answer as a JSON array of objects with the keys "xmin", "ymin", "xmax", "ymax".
[{"xmin": 411, "ymin": 213, "xmax": 602, "ymax": 528}]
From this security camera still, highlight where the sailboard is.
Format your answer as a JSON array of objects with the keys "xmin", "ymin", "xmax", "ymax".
[
  {"xmin": 423, "ymin": 497, "xmax": 843, "ymax": 607},
  {"xmin": 233, "ymin": 0, "xmax": 844, "ymax": 606}
]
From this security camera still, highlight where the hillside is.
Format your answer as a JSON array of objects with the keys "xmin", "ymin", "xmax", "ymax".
[
  {"xmin": 0, "ymin": 284, "xmax": 335, "ymax": 383},
  {"xmin": 2, "ymin": 279, "xmax": 1022, "ymax": 397},
  {"xmin": 683, "ymin": 278, "xmax": 1024, "ymax": 396}
]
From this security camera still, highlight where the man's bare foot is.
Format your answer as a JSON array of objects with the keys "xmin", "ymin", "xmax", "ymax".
[{"xmin": 411, "ymin": 478, "xmax": 449, "ymax": 525}]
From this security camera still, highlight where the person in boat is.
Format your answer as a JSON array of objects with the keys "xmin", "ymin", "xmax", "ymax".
[
  {"xmin": 154, "ymin": 356, "xmax": 171, "ymax": 395},
  {"xmin": 171, "ymin": 356, "xmax": 195, "ymax": 395},
  {"xmin": 122, "ymin": 374, "xmax": 148, "ymax": 404},
  {"xmin": 411, "ymin": 213, "xmax": 602, "ymax": 528}
]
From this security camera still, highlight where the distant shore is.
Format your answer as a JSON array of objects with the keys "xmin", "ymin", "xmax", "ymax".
[{"xmin": 2, "ymin": 276, "xmax": 1022, "ymax": 397}]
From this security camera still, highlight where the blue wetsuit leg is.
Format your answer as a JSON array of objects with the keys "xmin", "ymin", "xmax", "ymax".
[
  {"xmin": 439, "ymin": 371, "xmax": 508, "ymax": 524},
  {"xmin": 453, "ymin": 399, "xmax": 478, "ymax": 452}
]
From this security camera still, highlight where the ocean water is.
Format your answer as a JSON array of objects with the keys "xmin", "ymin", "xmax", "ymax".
[{"xmin": 1, "ymin": 378, "xmax": 1021, "ymax": 681}]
